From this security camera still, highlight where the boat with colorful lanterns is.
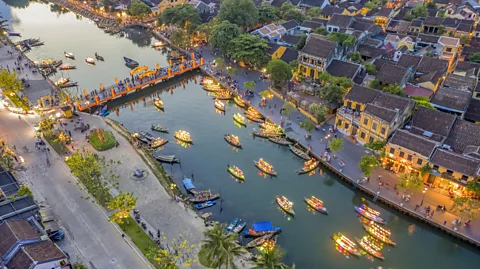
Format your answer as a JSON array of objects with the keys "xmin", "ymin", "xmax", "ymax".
[
  {"xmin": 332, "ymin": 233, "xmax": 361, "ymax": 257},
  {"xmin": 214, "ymin": 90, "xmax": 232, "ymax": 100},
  {"xmin": 233, "ymin": 113, "xmax": 246, "ymax": 125},
  {"xmin": 150, "ymin": 137, "xmax": 168, "ymax": 149},
  {"xmin": 363, "ymin": 222, "xmax": 396, "ymax": 245},
  {"xmin": 304, "ymin": 196, "xmax": 328, "ymax": 214},
  {"xmin": 233, "ymin": 96, "xmax": 246, "ymax": 108},
  {"xmin": 174, "ymin": 130, "xmax": 193, "ymax": 143},
  {"xmin": 297, "ymin": 158, "xmax": 319, "ymax": 174},
  {"xmin": 268, "ymin": 136, "xmax": 291, "ymax": 146},
  {"xmin": 151, "ymin": 124, "xmax": 168, "ymax": 133},
  {"xmin": 276, "ymin": 195, "xmax": 295, "ymax": 215},
  {"xmin": 355, "ymin": 236, "xmax": 385, "ymax": 260},
  {"xmin": 224, "ymin": 133, "xmax": 242, "ymax": 148},
  {"xmin": 289, "ymin": 144, "xmax": 310, "ymax": 160},
  {"xmin": 154, "ymin": 98, "xmax": 164, "ymax": 110},
  {"xmin": 59, "ymin": 64, "xmax": 76, "ymax": 70},
  {"xmin": 189, "ymin": 190, "xmax": 220, "ymax": 203},
  {"xmin": 254, "ymin": 158, "xmax": 277, "ymax": 176},
  {"xmin": 85, "ymin": 57, "xmax": 95, "ymax": 65},
  {"xmin": 55, "ymin": 77, "xmax": 70, "ymax": 86},
  {"xmin": 227, "ymin": 164, "xmax": 245, "ymax": 180},
  {"xmin": 151, "ymin": 41, "xmax": 164, "ymax": 48},
  {"xmin": 214, "ymin": 100, "xmax": 225, "ymax": 111},
  {"xmin": 246, "ymin": 233, "xmax": 273, "ymax": 248},
  {"xmin": 354, "ymin": 205, "xmax": 386, "ymax": 224}
]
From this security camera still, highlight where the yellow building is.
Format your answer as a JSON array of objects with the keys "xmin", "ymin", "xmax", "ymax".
[
  {"xmin": 152, "ymin": 0, "xmax": 189, "ymax": 15},
  {"xmin": 438, "ymin": 36, "xmax": 460, "ymax": 68},
  {"xmin": 297, "ymin": 34, "xmax": 338, "ymax": 79}
]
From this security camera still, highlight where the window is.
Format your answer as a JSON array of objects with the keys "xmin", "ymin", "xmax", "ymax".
[
  {"xmin": 345, "ymin": 123, "xmax": 349, "ymax": 129},
  {"xmin": 380, "ymin": 127, "xmax": 386, "ymax": 135},
  {"xmin": 446, "ymin": 169, "xmax": 453, "ymax": 175},
  {"xmin": 389, "ymin": 147, "xmax": 395, "ymax": 154},
  {"xmin": 372, "ymin": 122, "xmax": 377, "ymax": 131},
  {"xmin": 461, "ymin": 175, "xmax": 469, "ymax": 181},
  {"xmin": 347, "ymin": 101, "xmax": 352, "ymax": 108},
  {"xmin": 337, "ymin": 119, "xmax": 343, "ymax": 126},
  {"xmin": 399, "ymin": 151, "xmax": 405, "ymax": 158},
  {"xmin": 417, "ymin": 159, "xmax": 423, "ymax": 165},
  {"xmin": 446, "ymin": 47, "xmax": 452, "ymax": 52},
  {"xmin": 360, "ymin": 132, "xmax": 365, "ymax": 139},
  {"xmin": 433, "ymin": 165, "xmax": 439, "ymax": 170},
  {"xmin": 355, "ymin": 104, "xmax": 361, "ymax": 111},
  {"xmin": 363, "ymin": 118, "xmax": 369, "ymax": 125},
  {"xmin": 407, "ymin": 155, "xmax": 413, "ymax": 161},
  {"xmin": 369, "ymin": 136, "xmax": 374, "ymax": 143}
]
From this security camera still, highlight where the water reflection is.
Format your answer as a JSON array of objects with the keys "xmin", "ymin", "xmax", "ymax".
[
  {"xmin": 3, "ymin": 0, "xmax": 31, "ymax": 9},
  {"xmin": 124, "ymin": 28, "xmax": 152, "ymax": 48},
  {"xmin": 50, "ymin": 4, "xmax": 70, "ymax": 17}
]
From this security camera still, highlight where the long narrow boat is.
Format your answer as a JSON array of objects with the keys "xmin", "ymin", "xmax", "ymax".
[
  {"xmin": 246, "ymin": 233, "xmax": 273, "ymax": 248},
  {"xmin": 233, "ymin": 96, "xmax": 246, "ymax": 108},
  {"xmin": 251, "ymin": 131, "xmax": 275, "ymax": 138},
  {"xmin": 214, "ymin": 93, "xmax": 232, "ymax": 100},
  {"xmin": 268, "ymin": 136, "xmax": 291, "ymax": 146},
  {"xmin": 151, "ymin": 124, "xmax": 168, "ymax": 133},
  {"xmin": 95, "ymin": 52, "xmax": 105, "ymax": 61},
  {"xmin": 214, "ymin": 100, "xmax": 225, "ymax": 111},
  {"xmin": 139, "ymin": 131, "xmax": 155, "ymax": 141},
  {"xmin": 276, "ymin": 195, "xmax": 295, "ymax": 215},
  {"xmin": 233, "ymin": 220, "xmax": 247, "ymax": 233},
  {"xmin": 362, "ymin": 204, "xmax": 381, "ymax": 216},
  {"xmin": 85, "ymin": 57, "xmax": 95, "ymax": 65},
  {"xmin": 289, "ymin": 144, "xmax": 310, "ymax": 160},
  {"xmin": 254, "ymin": 159, "xmax": 277, "ymax": 176},
  {"xmin": 189, "ymin": 190, "xmax": 220, "ymax": 203},
  {"xmin": 246, "ymin": 114, "xmax": 264, "ymax": 123},
  {"xmin": 304, "ymin": 196, "xmax": 328, "ymax": 214},
  {"xmin": 297, "ymin": 158, "xmax": 319, "ymax": 174},
  {"xmin": 133, "ymin": 133, "xmax": 150, "ymax": 144},
  {"xmin": 195, "ymin": 200, "xmax": 216, "ymax": 210},
  {"xmin": 224, "ymin": 134, "xmax": 242, "ymax": 148},
  {"xmin": 154, "ymin": 98, "xmax": 164, "ymax": 110},
  {"xmin": 64, "ymin": 51, "xmax": 74, "ymax": 59},
  {"xmin": 233, "ymin": 113, "xmax": 246, "ymax": 126},
  {"xmin": 59, "ymin": 64, "xmax": 76, "ymax": 70},
  {"xmin": 203, "ymin": 85, "xmax": 221, "ymax": 92},
  {"xmin": 59, "ymin": 82, "xmax": 78, "ymax": 88},
  {"xmin": 124, "ymin": 56, "xmax": 139, "ymax": 67},
  {"xmin": 225, "ymin": 218, "xmax": 239, "ymax": 233},
  {"xmin": 174, "ymin": 130, "xmax": 193, "ymax": 143},
  {"xmin": 227, "ymin": 164, "xmax": 245, "ymax": 180},
  {"xmin": 244, "ymin": 221, "xmax": 282, "ymax": 237},
  {"xmin": 154, "ymin": 155, "xmax": 179, "ymax": 163},
  {"xmin": 363, "ymin": 223, "xmax": 396, "ymax": 246},
  {"xmin": 354, "ymin": 206, "xmax": 386, "ymax": 225},
  {"xmin": 150, "ymin": 137, "xmax": 168, "ymax": 148},
  {"xmin": 355, "ymin": 237, "xmax": 385, "ymax": 260},
  {"xmin": 183, "ymin": 178, "xmax": 196, "ymax": 194},
  {"xmin": 332, "ymin": 233, "xmax": 361, "ymax": 257}
]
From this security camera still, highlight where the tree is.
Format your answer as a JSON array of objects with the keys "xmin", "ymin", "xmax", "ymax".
[
  {"xmin": 365, "ymin": 1, "xmax": 376, "ymax": 9},
  {"xmin": 281, "ymin": 103, "xmax": 295, "ymax": 119},
  {"xmin": 365, "ymin": 63, "xmax": 376, "ymax": 75},
  {"xmin": 0, "ymin": 69, "xmax": 23, "ymax": 93},
  {"xmin": 210, "ymin": 20, "xmax": 240, "ymax": 55},
  {"xmin": 306, "ymin": 7, "xmax": 323, "ymax": 18},
  {"xmin": 330, "ymin": 32, "xmax": 355, "ymax": 48},
  {"xmin": 244, "ymin": 81, "xmax": 256, "ymax": 91},
  {"xmin": 0, "ymin": 151, "xmax": 14, "ymax": 172},
  {"xmin": 308, "ymin": 103, "xmax": 328, "ymax": 123},
  {"xmin": 199, "ymin": 223, "xmax": 246, "ymax": 268},
  {"xmin": 258, "ymin": 4, "xmax": 280, "ymax": 25},
  {"xmin": 403, "ymin": 13, "xmax": 415, "ymax": 22},
  {"xmin": 106, "ymin": 192, "xmax": 137, "ymax": 224},
  {"xmin": 364, "ymin": 141, "xmax": 386, "ymax": 151},
  {"xmin": 300, "ymin": 119, "xmax": 315, "ymax": 133},
  {"xmin": 437, "ymin": 25, "xmax": 445, "ymax": 36},
  {"xmin": 461, "ymin": 35, "xmax": 472, "ymax": 45},
  {"xmin": 16, "ymin": 183, "xmax": 33, "ymax": 198},
  {"xmin": 438, "ymin": 10, "xmax": 446, "ymax": 18},
  {"xmin": 331, "ymin": 76, "xmax": 353, "ymax": 89},
  {"xmin": 149, "ymin": 234, "xmax": 196, "ymax": 268},
  {"xmin": 280, "ymin": 2, "xmax": 295, "ymax": 16},
  {"xmin": 349, "ymin": 51, "xmax": 361, "ymax": 62},
  {"xmin": 170, "ymin": 29, "xmax": 191, "ymax": 48},
  {"xmin": 369, "ymin": 79, "xmax": 381, "ymax": 89},
  {"xmin": 318, "ymin": 72, "xmax": 331, "ymax": 85},
  {"xmin": 317, "ymin": 84, "xmax": 346, "ymax": 106},
  {"xmin": 328, "ymin": 137, "xmax": 344, "ymax": 154},
  {"xmin": 217, "ymin": 0, "xmax": 259, "ymax": 28},
  {"xmin": 313, "ymin": 27, "xmax": 329, "ymax": 36},
  {"xmin": 468, "ymin": 52, "xmax": 480, "ymax": 64},
  {"xmin": 158, "ymin": 4, "xmax": 201, "ymax": 31},
  {"xmin": 282, "ymin": 9, "xmax": 307, "ymax": 22},
  {"xmin": 382, "ymin": 84, "xmax": 404, "ymax": 96},
  {"xmin": 267, "ymin": 59, "xmax": 293, "ymax": 87},
  {"xmin": 229, "ymin": 34, "xmax": 270, "ymax": 68},
  {"xmin": 227, "ymin": 67, "xmax": 238, "ymax": 75},
  {"xmin": 358, "ymin": 155, "xmax": 380, "ymax": 177},
  {"xmin": 289, "ymin": 60, "xmax": 299, "ymax": 72},
  {"xmin": 126, "ymin": 0, "xmax": 151, "ymax": 17},
  {"xmin": 452, "ymin": 197, "xmax": 480, "ymax": 220},
  {"xmin": 214, "ymin": 57, "xmax": 226, "ymax": 68},
  {"xmin": 411, "ymin": 96, "xmax": 436, "ymax": 110},
  {"xmin": 252, "ymin": 247, "xmax": 288, "ymax": 269},
  {"xmin": 296, "ymin": 35, "xmax": 307, "ymax": 50},
  {"xmin": 418, "ymin": 164, "xmax": 432, "ymax": 177},
  {"xmin": 398, "ymin": 173, "xmax": 423, "ymax": 194},
  {"xmin": 412, "ymin": 4, "xmax": 427, "ymax": 18}
]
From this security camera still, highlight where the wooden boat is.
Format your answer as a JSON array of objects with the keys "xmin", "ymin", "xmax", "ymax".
[
  {"xmin": 355, "ymin": 237, "xmax": 385, "ymax": 260},
  {"xmin": 139, "ymin": 131, "xmax": 155, "ymax": 141},
  {"xmin": 362, "ymin": 204, "xmax": 381, "ymax": 216},
  {"xmin": 276, "ymin": 195, "xmax": 295, "ymax": 215},
  {"xmin": 254, "ymin": 159, "xmax": 277, "ymax": 176},
  {"xmin": 30, "ymin": 41, "xmax": 44, "ymax": 47},
  {"xmin": 233, "ymin": 220, "xmax": 247, "ymax": 233},
  {"xmin": 189, "ymin": 190, "xmax": 220, "ymax": 203},
  {"xmin": 95, "ymin": 52, "xmax": 104, "ymax": 61},
  {"xmin": 55, "ymin": 77, "xmax": 70, "ymax": 86},
  {"xmin": 195, "ymin": 200, "xmax": 216, "ymax": 210},
  {"xmin": 154, "ymin": 155, "xmax": 179, "ymax": 163},
  {"xmin": 154, "ymin": 98, "xmax": 164, "ymax": 110},
  {"xmin": 363, "ymin": 223, "xmax": 396, "ymax": 246},
  {"xmin": 174, "ymin": 130, "xmax": 193, "ymax": 143},
  {"xmin": 304, "ymin": 196, "xmax": 328, "ymax": 214},
  {"xmin": 64, "ymin": 51, "xmax": 74, "ymax": 59},
  {"xmin": 233, "ymin": 113, "xmax": 246, "ymax": 125},
  {"xmin": 246, "ymin": 114, "xmax": 264, "ymax": 123},
  {"xmin": 268, "ymin": 136, "xmax": 291, "ymax": 146},
  {"xmin": 214, "ymin": 94, "xmax": 232, "ymax": 100},
  {"xmin": 133, "ymin": 133, "xmax": 150, "ymax": 144},
  {"xmin": 183, "ymin": 178, "xmax": 195, "ymax": 194},
  {"xmin": 8, "ymin": 32, "xmax": 21, "ymax": 37},
  {"xmin": 53, "ymin": 60, "xmax": 63, "ymax": 68},
  {"xmin": 297, "ymin": 158, "xmax": 319, "ymax": 174},
  {"xmin": 151, "ymin": 41, "xmax": 164, "ymax": 48},
  {"xmin": 124, "ymin": 56, "xmax": 139, "ymax": 67},
  {"xmin": 59, "ymin": 82, "xmax": 78, "ymax": 88},
  {"xmin": 354, "ymin": 205, "xmax": 386, "ymax": 225},
  {"xmin": 59, "ymin": 64, "xmax": 76, "ymax": 70},
  {"xmin": 251, "ymin": 131, "xmax": 275, "ymax": 138},
  {"xmin": 214, "ymin": 100, "xmax": 225, "ymax": 111},
  {"xmin": 151, "ymin": 124, "xmax": 168, "ymax": 133},
  {"xmin": 244, "ymin": 221, "xmax": 281, "ymax": 237},
  {"xmin": 150, "ymin": 137, "xmax": 168, "ymax": 148},
  {"xmin": 225, "ymin": 218, "xmax": 239, "ymax": 233},
  {"xmin": 246, "ymin": 233, "xmax": 273, "ymax": 248},
  {"xmin": 85, "ymin": 57, "xmax": 95, "ymax": 65},
  {"xmin": 332, "ymin": 233, "xmax": 361, "ymax": 257},
  {"xmin": 289, "ymin": 144, "xmax": 310, "ymax": 160},
  {"xmin": 224, "ymin": 134, "xmax": 242, "ymax": 148},
  {"xmin": 233, "ymin": 96, "xmax": 246, "ymax": 108},
  {"xmin": 227, "ymin": 165, "xmax": 245, "ymax": 180}
]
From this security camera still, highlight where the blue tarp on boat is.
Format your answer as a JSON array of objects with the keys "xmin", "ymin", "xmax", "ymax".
[
  {"xmin": 183, "ymin": 178, "xmax": 195, "ymax": 190},
  {"xmin": 252, "ymin": 221, "xmax": 273, "ymax": 232}
]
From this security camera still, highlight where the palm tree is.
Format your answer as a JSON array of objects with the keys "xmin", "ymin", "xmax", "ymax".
[
  {"xmin": 252, "ymin": 246, "xmax": 287, "ymax": 269},
  {"xmin": 199, "ymin": 223, "xmax": 246, "ymax": 269}
]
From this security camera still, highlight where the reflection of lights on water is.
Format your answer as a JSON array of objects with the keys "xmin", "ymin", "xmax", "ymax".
[{"xmin": 408, "ymin": 224, "xmax": 415, "ymax": 235}]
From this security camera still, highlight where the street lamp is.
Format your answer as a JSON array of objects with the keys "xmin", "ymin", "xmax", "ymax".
[{"xmin": 420, "ymin": 187, "xmax": 427, "ymax": 206}]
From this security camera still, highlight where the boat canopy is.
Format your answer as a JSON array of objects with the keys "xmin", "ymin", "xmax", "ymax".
[{"xmin": 183, "ymin": 178, "xmax": 195, "ymax": 190}]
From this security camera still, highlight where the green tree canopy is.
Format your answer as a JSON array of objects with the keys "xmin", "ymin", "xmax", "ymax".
[
  {"xmin": 244, "ymin": 81, "xmax": 256, "ymax": 91},
  {"xmin": 258, "ymin": 3, "xmax": 280, "ymax": 25},
  {"xmin": 412, "ymin": 4, "xmax": 427, "ymax": 18},
  {"xmin": 359, "ymin": 155, "xmax": 380, "ymax": 177},
  {"xmin": 158, "ymin": 4, "xmax": 201, "ymax": 30},
  {"xmin": 468, "ymin": 52, "xmax": 480, "ymax": 64},
  {"xmin": 398, "ymin": 173, "xmax": 423, "ymax": 194},
  {"xmin": 364, "ymin": 141, "xmax": 386, "ymax": 151},
  {"xmin": 330, "ymin": 32, "xmax": 356, "ymax": 47},
  {"xmin": 328, "ymin": 137, "xmax": 344, "ymax": 153},
  {"xmin": 313, "ymin": 27, "xmax": 329, "ymax": 35},
  {"xmin": 308, "ymin": 103, "xmax": 328, "ymax": 123},
  {"xmin": 0, "ymin": 69, "xmax": 23, "ymax": 93},
  {"xmin": 126, "ymin": 0, "xmax": 151, "ymax": 17},
  {"xmin": 411, "ymin": 96, "xmax": 436, "ymax": 110},
  {"xmin": 280, "ymin": 2, "xmax": 295, "ymax": 16},
  {"xmin": 349, "ymin": 51, "xmax": 361, "ymax": 62},
  {"xmin": 300, "ymin": 119, "xmax": 316, "ymax": 133},
  {"xmin": 282, "ymin": 102, "xmax": 296, "ymax": 119},
  {"xmin": 296, "ymin": 34, "xmax": 307, "ymax": 50},
  {"xmin": 218, "ymin": 0, "xmax": 259, "ymax": 28},
  {"xmin": 252, "ymin": 246, "xmax": 288, "ymax": 269},
  {"xmin": 229, "ymin": 34, "xmax": 270, "ymax": 68},
  {"xmin": 382, "ymin": 84, "xmax": 404, "ymax": 96},
  {"xmin": 365, "ymin": 63, "xmax": 376, "ymax": 75},
  {"xmin": 317, "ymin": 84, "xmax": 346, "ymax": 106},
  {"xmin": 282, "ymin": 8, "xmax": 307, "ymax": 22},
  {"xmin": 266, "ymin": 59, "xmax": 293, "ymax": 86},
  {"xmin": 199, "ymin": 223, "xmax": 246, "ymax": 268},
  {"xmin": 107, "ymin": 192, "xmax": 137, "ymax": 224},
  {"xmin": 306, "ymin": 7, "xmax": 322, "ymax": 18},
  {"xmin": 214, "ymin": 57, "xmax": 226, "ymax": 68},
  {"xmin": 210, "ymin": 20, "xmax": 240, "ymax": 54}
]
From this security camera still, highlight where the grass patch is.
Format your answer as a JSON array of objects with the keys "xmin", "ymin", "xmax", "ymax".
[
  {"xmin": 44, "ymin": 131, "xmax": 68, "ymax": 155},
  {"xmin": 119, "ymin": 216, "xmax": 160, "ymax": 268},
  {"xmin": 5, "ymin": 92, "xmax": 30, "ymax": 111},
  {"xmin": 89, "ymin": 130, "xmax": 116, "ymax": 151}
]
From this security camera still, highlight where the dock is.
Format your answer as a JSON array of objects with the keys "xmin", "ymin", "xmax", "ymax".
[{"xmin": 74, "ymin": 55, "xmax": 204, "ymax": 111}]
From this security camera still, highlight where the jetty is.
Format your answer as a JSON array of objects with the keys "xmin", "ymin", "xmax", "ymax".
[{"xmin": 74, "ymin": 54, "xmax": 204, "ymax": 111}]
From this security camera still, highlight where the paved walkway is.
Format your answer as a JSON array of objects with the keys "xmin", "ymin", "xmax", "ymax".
[{"xmin": 198, "ymin": 46, "xmax": 480, "ymax": 244}]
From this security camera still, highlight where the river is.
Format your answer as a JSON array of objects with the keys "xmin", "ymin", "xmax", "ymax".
[{"xmin": 2, "ymin": 1, "xmax": 480, "ymax": 268}]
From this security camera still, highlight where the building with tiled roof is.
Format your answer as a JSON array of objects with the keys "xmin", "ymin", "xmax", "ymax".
[
  {"xmin": 319, "ymin": 5, "xmax": 345, "ymax": 20},
  {"xmin": 326, "ymin": 60, "xmax": 361, "ymax": 79},
  {"xmin": 386, "ymin": 20, "xmax": 411, "ymax": 35},
  {"xmin": 298, "ymin": 34, "xmax": 339, "ymax": 79},
  {"xmin": 252, "ymin": 23, "xmax": 287, "ymax": 43},
  {"xmin": 454, "ymin": 61, "xmax": 480, "ymax": 78},
  {"xmin": 376, "ymin": 64, "xmax": 412, "ymax": 87},
  {"xmin": 326, "ymin": 13, "xmax": 354, "ymax": 32},
  {"xmin": 409, "ymin": 19, "xmax": 424, "ymax": 33},
  {"xmin": 442, "ymin": 73, "xmax": 477, "ymax": 92},
  {"xmin": 409, "ymin": 106, "xmax": 457, "ymax": 143},
  {"xmin": 387, "ymin": 129, "xmax": 438, "ymax": 170},
  {"xmin": 430, "ymin": 86, "xmax": 472, "ymax": 115},
  {"xmin": 357, "ymin": 44, "xmax": 387, "ymax": 61},
  {"xmin": 465, "ymin": 98, "xmax": 480, "ymax": 123}
]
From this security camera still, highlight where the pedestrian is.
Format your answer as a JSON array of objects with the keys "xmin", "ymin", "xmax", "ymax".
[
  {"xmin": 431, "ymin": 210, "xmax": 435, "ymax": 217},
  {"xmin": 414, "ymin": 204, "xmax": 419, "ymax": 211},
  {"xmin": 394, "ymin": 184, "xmax": 397, "ymax": 191},
  {"xmin": 367, "ymin": 176, "xmax": 370, "ymax": 182},
  {"xmin": 378, "ymin": 175, "xmax": 382, "ymax": 181},
  {"xmin": 443, "ymin": 220, "xmax": 447, "ymax": 226},
  {"xmin": 68, "ymin": 130, "xmax": 72, "ymax": 137}
]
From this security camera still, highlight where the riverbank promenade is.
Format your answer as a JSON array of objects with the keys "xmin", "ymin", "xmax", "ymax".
[
  {"xmin": 75, "ymin": 57, "xmax": 204, "ymax": 111},
  {"xmin": 198, "ymin": 46, "xmax": 480, "ymax": 246}
]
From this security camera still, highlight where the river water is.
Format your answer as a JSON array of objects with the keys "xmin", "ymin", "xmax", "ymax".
[{"xmin": 3, "ymin": 1, "xmax": 480, "ymax": 268}]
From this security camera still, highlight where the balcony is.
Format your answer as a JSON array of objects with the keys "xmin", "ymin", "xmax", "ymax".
[
  {"xmin": 337, "ymin": 107, "xmax": 361, "ymax": 125},
  {"xmin": 299, "ymin": 61, "xmax": 324, "ymax": 71}
]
